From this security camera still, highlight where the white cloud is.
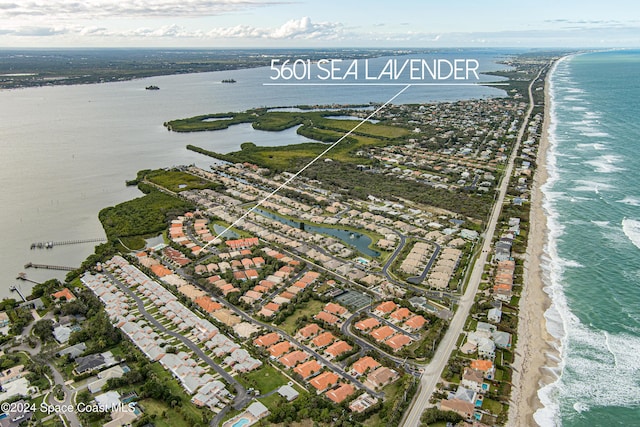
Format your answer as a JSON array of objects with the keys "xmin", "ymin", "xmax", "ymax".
[
  {"xmin": 0, "ymin": 0, "xmax": 291, "ymax": 20},
  {"xmin": 206, "ymin": 16, "xmax": 344, "ymax": 39}
]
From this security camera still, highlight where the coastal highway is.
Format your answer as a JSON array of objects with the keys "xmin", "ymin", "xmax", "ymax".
[{"xmin": 400, "ymin": 64, "xmax": 548, "ymax": 426}]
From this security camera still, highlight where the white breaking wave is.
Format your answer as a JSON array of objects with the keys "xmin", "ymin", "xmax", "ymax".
[
  {"xmin": 584, "ymin": 155, "xmax": 624, "ymax": 173},
  {"xmin": 571, "ymin": 180, "xmax": 614, "ymax": 193},
  {"xmin": 590, "ymin": 220, "xmax": 610, "ymax": 228},
  {"xmin": 622, "ymin": 218, "xmax": 640, "ymax": 250},
  {"xmin": 576, "ymin": 142, "xmax": 608, "ymax": 151},
  {"xmin": 617, "ymin": 196, "xmax": 640, "ymax": 207}
]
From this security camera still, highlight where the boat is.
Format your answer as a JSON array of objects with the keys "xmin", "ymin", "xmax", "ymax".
[
  {"xmin": 145, "ymin": 85, "xmax": 160, "ymax": 90},
  {"xmin": 221, "ymin": 79, "xmax": 236, "ymax": 84}
]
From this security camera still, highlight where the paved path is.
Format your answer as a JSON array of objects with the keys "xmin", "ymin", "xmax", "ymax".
[{"xmin": 400, "ymin": 64, "xmax": 547, "ymax": 427}]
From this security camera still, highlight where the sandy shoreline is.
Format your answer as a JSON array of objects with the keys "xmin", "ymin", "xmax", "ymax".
[{"xmin": 507, "ymin": 63, "xmax": 562, "ymax": 426}]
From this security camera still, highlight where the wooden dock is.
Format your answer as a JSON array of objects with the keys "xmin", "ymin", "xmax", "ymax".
[
  {"xmin": 30, "ymin": 237, "xmax": 106, "ymax": 250},
  {"xmin": 24, "ymin": 262, "xmax": 76, "ymax": 271}
]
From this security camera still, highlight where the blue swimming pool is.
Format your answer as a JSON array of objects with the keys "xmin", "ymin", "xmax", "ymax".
[{"xmin": 231, "ymin": 418, "xmax": 250, "ymax": 427}]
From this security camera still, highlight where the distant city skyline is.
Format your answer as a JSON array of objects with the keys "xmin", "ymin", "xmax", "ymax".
[{"xmin": 1, "ymin": 0, "xmax": 639, "ymax": 48}]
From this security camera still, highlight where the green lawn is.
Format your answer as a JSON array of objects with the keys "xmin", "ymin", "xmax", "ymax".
[
  {"xmin": 319, "ymin": 117, "xmax": 410, "ymax": 139},
  {"xmin": 482, "ymin": 397, "xmax": 504, "ymax": 416},
  {"xmin": 238, "ymin": 363, "xmax": 289, "ymax": 395},
  {"xmin": 145, "ymin": 169, "xmax": 221, "ymax": 193},
  {"xmin": 146, "ymin": 363, "xmax": 209, "ymax": 423},
  {"xmin": 278, "ymin": 299, "xmax": 325, "ymax": 335},
  {"xmin": 137, "ymin": 398, "xmax": 194, "ymax": 427}
]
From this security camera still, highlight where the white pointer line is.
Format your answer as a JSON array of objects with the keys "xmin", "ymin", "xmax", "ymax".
[
  {"xmin": 202, "ymin": 84, "xmax": 412, "ymax": 250},
  {"xmin": 263, "ymin": 82, "xmax": 510, "ymax": 86}
]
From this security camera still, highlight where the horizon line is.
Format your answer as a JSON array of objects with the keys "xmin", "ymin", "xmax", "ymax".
[{"xmin": 263, "ymin": 82, "xmax": 510, "ymax": 86}]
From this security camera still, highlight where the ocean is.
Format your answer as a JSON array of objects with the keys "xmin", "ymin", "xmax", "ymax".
[
  {"xmin": 537, "ymin": 50, "xmax": 640, "ymax": 426},
  {"xmin": 0, "ymin": 49, "xmax": 509, "ymax": 299}
]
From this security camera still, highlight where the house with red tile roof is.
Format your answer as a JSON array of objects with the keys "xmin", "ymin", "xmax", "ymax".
[
  {"xmin": 404, "ymin": 315, "xmax": 427, "ymax": 331},
  {"xmin": 268, "ymin": 341, "xmax": 292, "ymax": 358},
  {"xmin": 259, "ymin": 279, "xmax": 277, "ymax": 290},
  {"xmin": 374, "ymin": 301, "xmax": 398, "ymax": 316},
  {"xmin": 297, "ymin": 323, "xmax": 322, "ymax": 340},
  {"xmin": 264, "ymin": 302, "xmax": 281, "ymax": 312},
  {"xmin": 253, "ymin": 332, "xmax": 280, "ymax": 348},
  {"xmin": 292, "ymin": 280, "xmax": 307, "ymax": 290},
  {"xmin": 351, "ymin": 356, "xmax": 381, "ymax": 376},
  {"xmin": 225, "ymin": 237, "xmax": 259, "ymax": 250},
  {"xmin": 371, "ymin": 326, "xmax": 395, "ymax": 342},
  {"xmin": 324, "ymin": 341, "xmax": 352, "ymax": 359},
  {"xmin": 299, "ymin": 271, "xmax": 320, "ymax": 284},
  {"xmin": 310, "ymin": 371, "xmax": 339, "ymax": 392},
  {"xmin": 315, "ymin": 311, "xmax": 339, "ymax": 325},
  {"xmin": 470, "ymin": 359, "xmax": 495, "ymax": 380},
  {"xmin": 51, "ymin": 288, "xmax": 76, "ymax": 302},
  {"xmin": 294, "ymin": 360, "xmax": 322, "ymax": 379},
  {"xmin": 258, "ymin": 307, "xmax": 275, "ymax": 318},
  {"xmin": 324, "ymin": 302, "xmax": 348, "ymax": 317},
  {"xmin": 355, "ymin": 318, "xmax": 380, "ymax": 332},
  {"xmin": 386, "ymin": 334, "xmax": 412, "ymax": 351},
  {"xmin": 325, "ymin": 383, "xmax": 355, "ymax": 403},
  {"xmin": 252, "ymin": 257, "xmax": 265, "ymax": 267},
  {"xmin": 194, "ymin": 296, "xmax": 222, "ymax": 313},
  {"xmin": 312, "ymin": 332, "xmax": 336, "ymax": 348},
  {"xmin": 245, "ymin": 269, "xmax": 259, "ymax": 280},
  {"xmin": 279, "ymin": 350, "xmax": 309, "ymax": 368},
  {"xmin": 390, "ymin": 307, "xmax": 412, "ymax": 322},
  {"xmin": 280, "ymin": 291, "xmax": 296, "ymax": 300},
  {"xmin": 233, "ymin": 271, "xmax": 247, "ymax": 281},
  {"xmin": 150, "ymin": 264, "xmax": 173, "ymax": 277},
  {"xmin": 244, "ymin": 290, "xmax": 263, "ymax": 301}
]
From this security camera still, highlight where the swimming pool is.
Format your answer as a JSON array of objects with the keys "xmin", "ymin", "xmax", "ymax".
[{"xmin": 231, "ymin": 417, "xmax": 250, "ymax": 427}]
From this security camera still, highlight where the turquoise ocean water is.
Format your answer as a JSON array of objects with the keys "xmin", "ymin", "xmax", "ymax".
[{"xmin": 536, "ymin": 50, "xmax": 640, "ymax": 426}]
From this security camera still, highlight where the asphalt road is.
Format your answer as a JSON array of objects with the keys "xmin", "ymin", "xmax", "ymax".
[
  {"xmin": 104, "ymin": 272, "xmax": 251, "ymax": 410},
  {"xmin": 400, "ymin": 64, "xmax": 547, "ymax": 427}
]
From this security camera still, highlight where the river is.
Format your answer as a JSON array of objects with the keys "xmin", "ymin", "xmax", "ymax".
[{"xmin": 0, "ymin": 50, "xmax": 509, "ymax": 299}]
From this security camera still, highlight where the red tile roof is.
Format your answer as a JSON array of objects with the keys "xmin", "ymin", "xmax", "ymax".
[
  {"xmin": 404, "ymin": 315, "xmax": 427, "ymax": 330},
  {"xmin": 390, "ymin": 307, "xmax": 412, "ymax": 321},
  {"xmin": 268, "ymin": 341, "xmax": 292, "ymax": 358},
  {"xmin": 325, "ymin": 383, "xmax": 355, "ymax": 403},
  {"xmin": 324, "ymin": 302, "xmax": 347, "ymax": 316},
  {"xmin": 325, "ymin": 341, "xmax": 352, "ymax": 358},
  {"xmin": 371, "ymin": 326, "xmax": 395, "ymax": 342},
  {"xmin": 355, "ymin": 318, "xmax": 380, "ymax": 331},
  {"xmin": 293, "ymin": 360, "xmax": 322, "ymax": 379},
  {"xmin": 386, "ymin": 334, "xmax": 412, "ymax": 350},
  {"xmin": 352, "ymin": 356, "xmax": 381, "ymax": 375},
  {"xmin": 315, "ymin": 311, "xmax": 339, "ymax": 325},
  {"xmin": 194, "ymin": 296, "xmax": 222, "ymax": 313},
  {"xmin": 264, "ymin": 302, "xmax": 281, "ymax": 312},
  {"xmin": 309, "ymin": 371, "xmax": 339, "ymax": 392},
  {"xmin": 375, "ymin": 301, "xmax": 397, "ymax": 314},
  {"xmin": 312, "ymin": 332, "xmax": 336, "ymax": 348},
  {"xmin": 51, "ymin": 288, "xmax": 76, "ymax": 302},
  {"xmin": 225, "ymin": 237, "xmax": 259, "ymax": 249},
  {"xmin": 253, "ymin": 332, "xmax": 280, "ymax": 348},
  {"xmin": 297, "ymin": 323, "xmax": 322, "ymax": 339},
  {"xmin": 278, "ymin": 350, "xmax": 309, "ymax": 368}
]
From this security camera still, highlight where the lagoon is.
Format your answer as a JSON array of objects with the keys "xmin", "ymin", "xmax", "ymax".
[{"xmin": 0, "ymin": 50, "xmax": 508, "ymax": 298}]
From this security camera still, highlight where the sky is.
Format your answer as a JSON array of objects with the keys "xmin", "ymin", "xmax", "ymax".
[{"xmin": 1, "ymin": 0, "xmax": 639, "ymax": 48}]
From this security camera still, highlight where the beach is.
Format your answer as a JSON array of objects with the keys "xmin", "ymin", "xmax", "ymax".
[{"xmin": 507, "ymin": 64, "xmax": 561, "ymax": 427}]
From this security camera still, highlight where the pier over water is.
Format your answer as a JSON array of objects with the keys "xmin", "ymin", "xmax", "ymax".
[
  {"xmin": 24, "ymin": 262, "xmax": 76, "ymax": 271},
  {"xmin": 30, "ymin": 237, "xmax": 106, "ymax": 250}
]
